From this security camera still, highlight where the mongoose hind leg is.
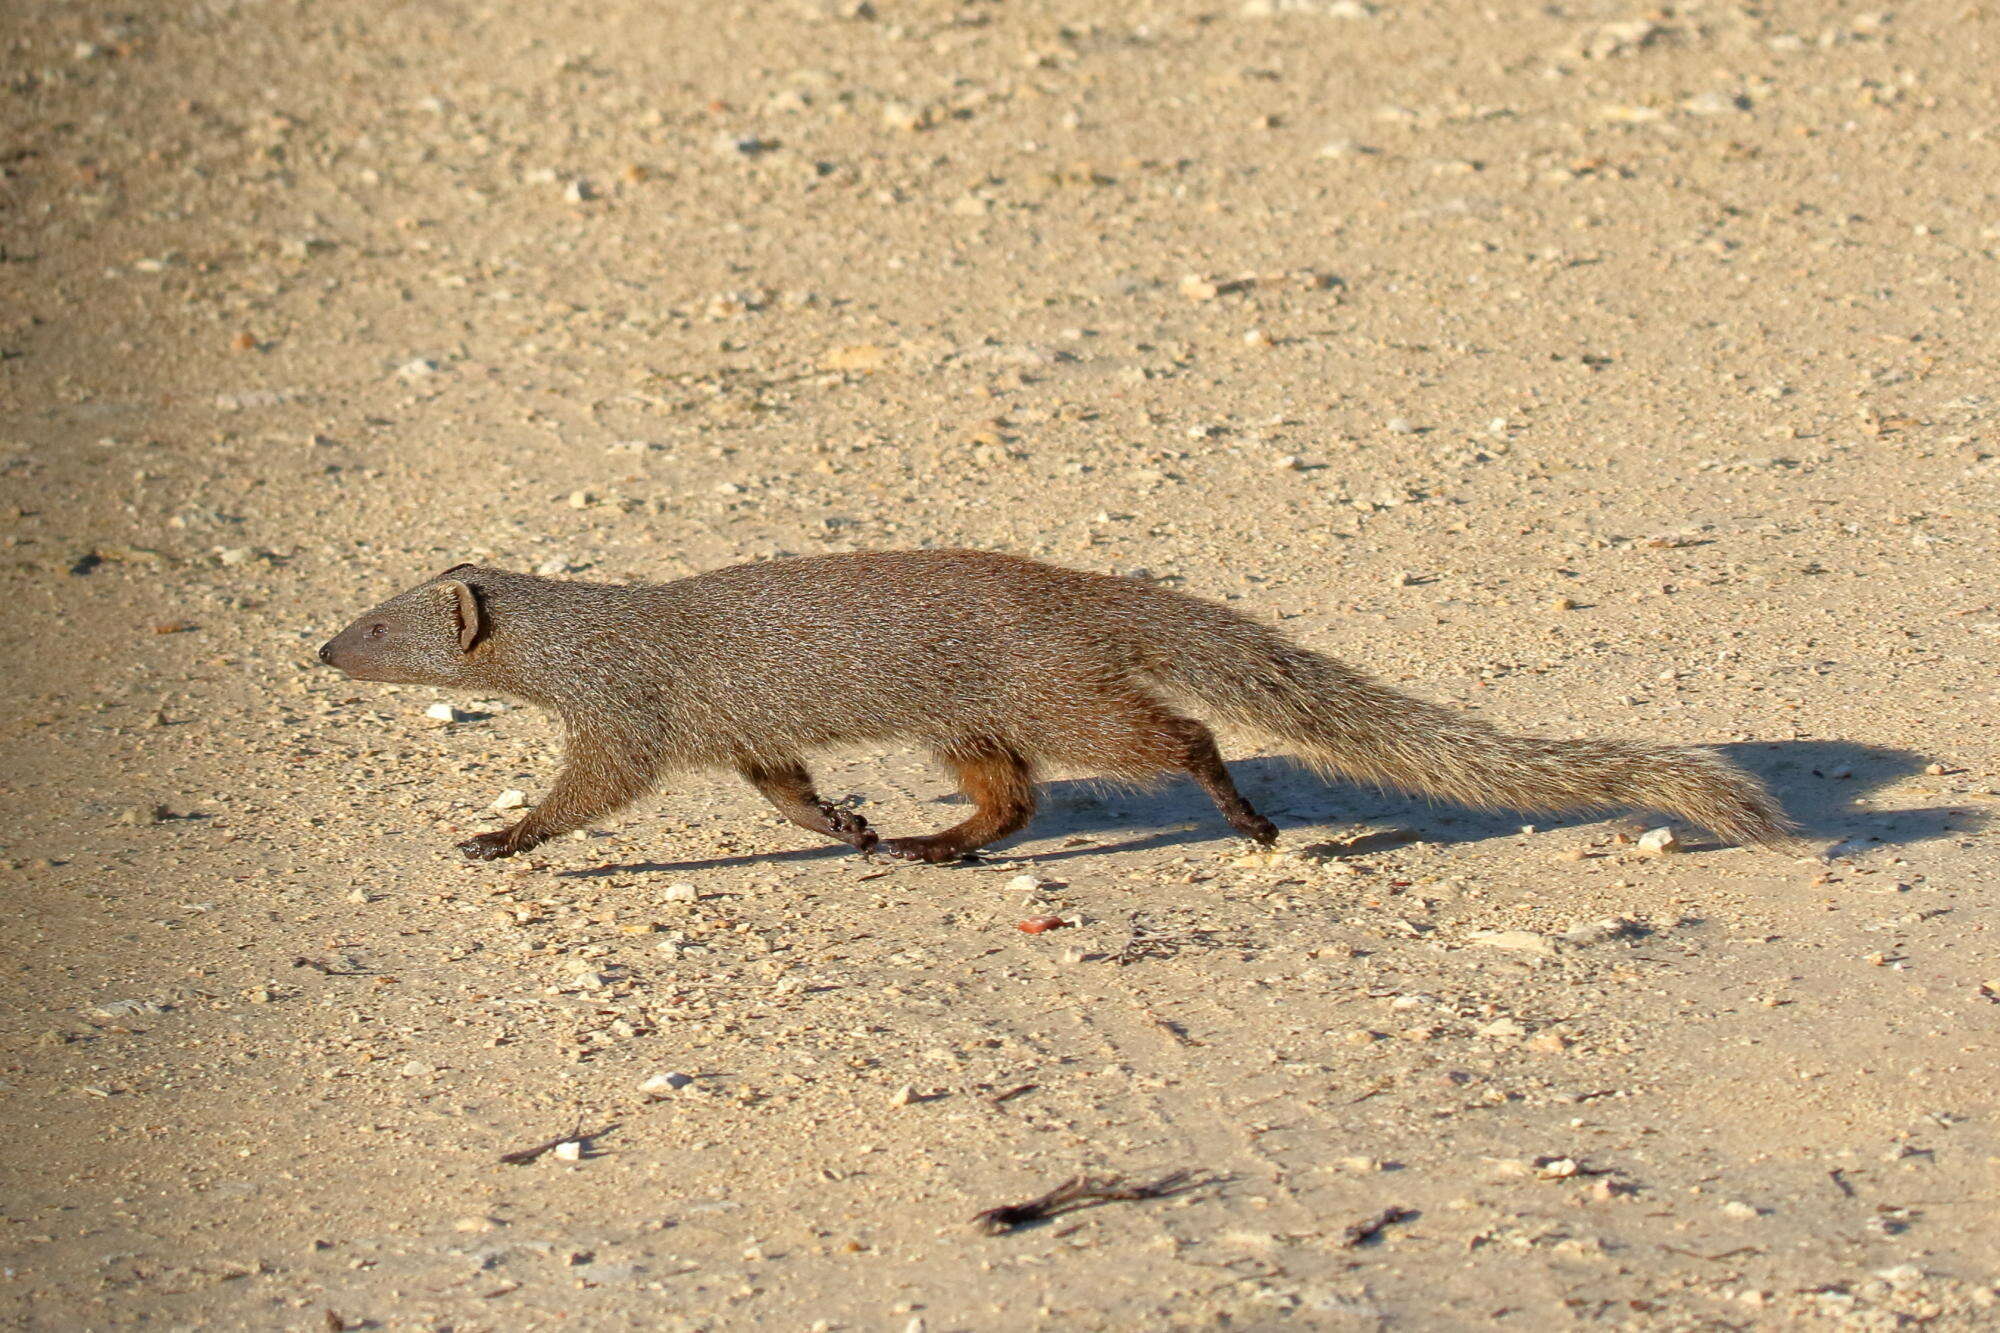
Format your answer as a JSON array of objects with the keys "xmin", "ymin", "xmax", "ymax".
[
  {"xmin": 739, "ymin": 758, "xmax": 878, "ymax": 853},
  {"xmin": 877, "ymin": 740, "xmax": 1036, "ymax": 863},
  {"xmin": 1041, "ymin": 695, "xmax": 1280, "ymax": 847},
  {"xmin": 1165, "ymin": 718, "xmax": 1279, "ymax": 845}
]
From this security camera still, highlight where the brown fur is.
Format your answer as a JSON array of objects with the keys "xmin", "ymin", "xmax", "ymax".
[{"xmin": 318, "ymin": 550, "xmax": 1799, "ymax": 862}]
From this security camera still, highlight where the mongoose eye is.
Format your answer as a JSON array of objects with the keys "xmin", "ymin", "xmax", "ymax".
[{"xmin": 367, "ymin": 623, "xmax": 387, "ymax": 638}]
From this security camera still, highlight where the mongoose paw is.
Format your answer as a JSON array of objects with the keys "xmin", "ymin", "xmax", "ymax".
[
  {"xmin": 458, "ymin": 830, "xmax": 520, "ymax": 861},
  {"xmin": 1240, "ymin": 818, "xmax": 1279, "ymax": 846},
  {"xmin": 875, "ymin": 836, "xmax": 969, "ymax": 864},
  {"xmin": 818, "ymin": 802, "xmax": 878, "ymax": 852}
]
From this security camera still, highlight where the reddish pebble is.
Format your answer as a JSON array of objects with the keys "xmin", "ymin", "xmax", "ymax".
[
  {"xmin": 230, "ymin": 331, "xmax": 256, "ymax": 351},
  {"xmin": 1017, "ymin": 916, "xmax": 1067, "ymax": 934}
]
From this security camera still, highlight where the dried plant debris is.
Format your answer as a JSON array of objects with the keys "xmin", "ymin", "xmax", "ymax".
[
  {"xmin": 973, "ymin": 1170, "xmax": 1215, "ymax": 1235},
  {"xmin": 498, "ymin": 1120, "xmax": 618, "ymax": 1166},
  {"xmin": 1338, "ymin": 1206, "xmax": 1415, "ymax": 1248}
]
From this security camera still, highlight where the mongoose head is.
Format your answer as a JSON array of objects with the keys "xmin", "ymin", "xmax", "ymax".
[{"xmin": 319, "ymin": 564, "xmax": 490, "ymax": 685}]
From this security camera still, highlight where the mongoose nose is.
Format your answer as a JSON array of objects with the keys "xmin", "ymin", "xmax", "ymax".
[{"xmin": 317, "ymin": 642, "xmax": 335, "ymax": 665}]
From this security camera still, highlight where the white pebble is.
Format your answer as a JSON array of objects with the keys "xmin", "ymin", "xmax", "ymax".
[
  {"xmin": 640, "ymin": 1071, "xmax": 694, "ymax": 1094},
  {"xmin": 1636, "ymin": 827, "xmax": 1679, "ymax": 854},
  {"xmin": 553, "ymin": 1140, "xmax": 583, "ymax": 1162},
  {"xmin": 662, "ymin": 882, "xmax": 699, "ymax": 903},
  {"xmin": 491, "ymin": 789, "xmax": 528, "ymax": 811}
]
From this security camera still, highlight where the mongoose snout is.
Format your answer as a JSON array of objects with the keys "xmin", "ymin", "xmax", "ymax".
[{"xmin": 320, "ymin": 549, "xmax": 1800, "ymax": 865}]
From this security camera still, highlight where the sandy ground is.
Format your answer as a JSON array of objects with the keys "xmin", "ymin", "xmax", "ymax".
[{"xmin": 4, "ymin": 1, "xmax": 1999, "ymax": 1328}]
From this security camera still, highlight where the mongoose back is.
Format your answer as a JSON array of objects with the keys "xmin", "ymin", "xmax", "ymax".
[{"xmin": 319, "ymin": 549, "xmax": 1797, "ymax": 862}]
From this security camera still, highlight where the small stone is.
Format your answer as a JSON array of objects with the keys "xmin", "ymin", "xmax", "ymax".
[
  {"xmin": 400, "ymin": 1059, "xmax": 431, "ymax": 1077},
  {"xmin": 1179, "ymin": 274, "xmax": 1222, "ymax": 301},
  {"xmin": 1923, "ymin": 762, "xmax": 1947, "ymax": 776},
  {"xmin": 424, "ymin": 703, "xmax": 461, "ymax": 723},
  {"xmin": 1536, "ymin": 1158, "xmax": 1581, "ymax": 1180},
  {"xmin": 822, "ymin": 343, "xmax": 890, "ymax": 372},
  {"xmin": 881, "ymin": 101, "xmax": 930, "ymax": 132},
  {"xmin": 563, "ymin": 178, "xmax": 595, "ymax": 203},
  {"xmin": 552, "ymin": 1140, "xmax": 583, "ymax": 1162},
  {"xmin": 1478, "ymin": 1017, "xmax": 1528, "ymax": 1040},
  {"xmin": 1635, "ymin": 827, "xmax": 1679, "ymax": 855},
  {"xmin": 1385, "ymin": 417, "xmax": 1416, "ymax": 434},
  {"xmin": 454, "ymin": 1216, "xmax": 503, "ymax": 1233},
  {"xmin": 1562, "ymin": 916, "xmax": 1637, "ymax": 947},
  {"xmin": 118, "ymin": 804, "xmax": 171, "ymax": 826},
  {"xmin": 1550, "ymin": 596, "xmax": 1576, "ymax": 611},
  {"xmin": 567, "ymin": 489, "xmax": 593, "ymax": 509},
  {"xmin": 1468, "ymin": 929, "xmax": 1557, "ymax": 957},
  {"xmin": 1721, "ymin": 1199, "xmax": 1763, "ymax": 1219},
  {"xmin": 1006, "ymin": 874, "xmax": 1056, "ymax": 894},
  {"xmin": 396, "ymin": 358, "xmax": 438, "ymax": 380},
  {"xmin": 890, "ymin": 1083, "xmax": 918, "ymax": 1106},
  {"xmin": 640, "ymin": 1072, "xmax": 694, "ymax": 1094},
  {"xmin": 1527, "ymin": 1031, "xmax": 1571, "ymax": 1053},
  {"xmin": 92, "ymin": 999, "xmax": 165, "ymax": 1019},
  {"xmin": 662, "ymin": 881, "xmax": 699, "ymax": 903},
  {"xmin": 1242, "ymin": 327, "xmax": 1274, "ymax": 347},
  {"xmin": 492, "ymin": 789, "xmax": 528, "ymax": 811}
]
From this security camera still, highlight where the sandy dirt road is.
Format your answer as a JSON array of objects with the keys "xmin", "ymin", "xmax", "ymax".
[{"xmin": 3, "ymin": 1, "xmax": 1998, "ymax": 1328}]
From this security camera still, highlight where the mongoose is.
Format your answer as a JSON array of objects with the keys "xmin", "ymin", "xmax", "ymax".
[{"xmin": 318, "ymin": 550, "xmax": 1797, "ymax": 863}]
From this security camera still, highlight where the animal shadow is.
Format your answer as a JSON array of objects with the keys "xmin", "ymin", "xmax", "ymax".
[
  {"xmin": 1018, "ymin": 738, "xmax": 1962, "ymax": 861},
  {"xmin": 562, "ymin": 738, "xmax": 1961, "ymax": 876}
]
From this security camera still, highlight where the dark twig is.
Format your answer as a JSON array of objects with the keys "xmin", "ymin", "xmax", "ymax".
[
  {"xmin": 1112, "ymin": 913, "xmax": 1231, "ymax": 966},
  {"xmin": 973, "ymin": 1169, "xmax": 1212, "ymax": 1235},
  {"xmin": 292, "ymin": 956, "xmax": 370, "ymax": 976},
  {"xmin": 498, "ymin": 1120, "xmax": 617, "ymax": 1166},
  {"xmin": 1338, "ymin": 1206, "xmax": 1414, "ymax": 1247}
]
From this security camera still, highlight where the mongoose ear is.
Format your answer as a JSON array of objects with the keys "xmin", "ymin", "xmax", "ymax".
[{"xmin": 441, "ymin": 579, "xmax": 485, "ymax": 652}]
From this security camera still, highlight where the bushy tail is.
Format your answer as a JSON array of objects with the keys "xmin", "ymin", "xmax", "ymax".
[{"xmin": 1148, "ymin": 628, "xmax": 1798, "ymax": 849}]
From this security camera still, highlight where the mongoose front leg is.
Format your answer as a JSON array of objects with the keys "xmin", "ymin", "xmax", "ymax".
[
  {"xmin": 1167, "ymin": 718, "xmax": 1279, "ymax": 845},
  {"xmin": 458, "ymin": 748, "xmax": 652, "ymax": 861},
  {"xmin": 738, "ymin": 759, "xmax": 878, "ymax": 853},
  {"xmin": 878, "ymin": 741, "xmax": 1036, "ymax": 863}
]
